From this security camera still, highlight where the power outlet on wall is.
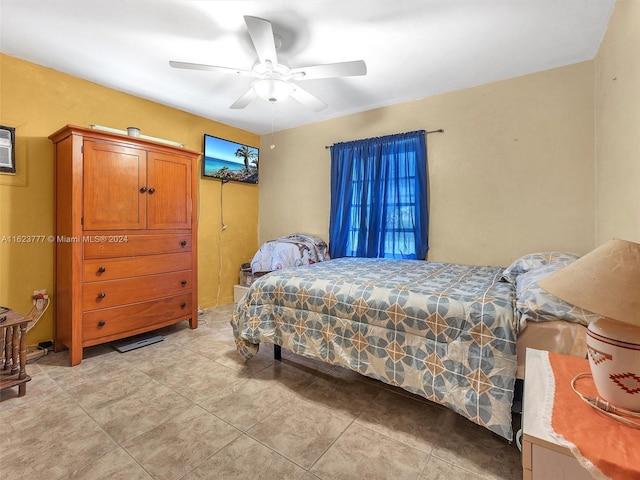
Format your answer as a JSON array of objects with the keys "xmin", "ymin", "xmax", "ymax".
[{"xmin": 33, "ymin": 289, "xmax": 49, "ymax": 310}]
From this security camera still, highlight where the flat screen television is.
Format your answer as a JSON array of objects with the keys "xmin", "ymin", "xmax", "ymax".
[{"xmin": 202, "ymin": 134, "xmax": 259, "ymax": 184}]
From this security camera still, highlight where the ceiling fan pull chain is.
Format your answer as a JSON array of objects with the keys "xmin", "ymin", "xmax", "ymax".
[{"xmin": 270, "ymin": 103, "xmax": 276, "ymax": 150}]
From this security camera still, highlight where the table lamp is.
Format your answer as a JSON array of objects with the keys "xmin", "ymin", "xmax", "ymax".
[{"xmin": 538, "ymin": 238, "xmax": 640, "ymax": 414}]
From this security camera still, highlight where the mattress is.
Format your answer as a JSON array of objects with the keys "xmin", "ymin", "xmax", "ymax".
[{"xmin": 515, "ymin": 320, "xmax": 587, "ymax": 379}]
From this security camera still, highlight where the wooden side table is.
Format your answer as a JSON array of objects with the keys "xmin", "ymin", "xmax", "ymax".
[
  {"xmin": 0, "ymin": 309, "xmax": 32, "ymax": 397},
  {"xmin": 522, "ymin": 348, "xmax": 593, "ymax": 480}
]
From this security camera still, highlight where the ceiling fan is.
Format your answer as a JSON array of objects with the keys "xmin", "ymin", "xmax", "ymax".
[{"xmin": 170, "ymin": 15, "xmax": 367, "ymax": 112}]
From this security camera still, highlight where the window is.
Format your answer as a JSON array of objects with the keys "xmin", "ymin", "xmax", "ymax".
[{"xmin": 329, "ymin": 131, "xmax": 429, "ymax": 259}]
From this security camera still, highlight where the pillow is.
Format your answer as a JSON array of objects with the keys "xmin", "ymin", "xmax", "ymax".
[
  {"xmin": 515, "ymin": 261, "xmax": 602, "ymax": 329},
  {"xmin": 501, "ymin": 251, "xmax": 580, "ymax": 285}
]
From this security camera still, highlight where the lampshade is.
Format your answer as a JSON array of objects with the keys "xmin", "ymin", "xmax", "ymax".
[
  {"xmin": 253, "ymin": 78, "xmax": 295, "ymax": 103},
  {"xmin": 539, "ymin": 238, "xmax": 640, "ymax": 326},
  {"xmin": 539, "ymin": 238, "xmax": 640, "ymax": 412}
]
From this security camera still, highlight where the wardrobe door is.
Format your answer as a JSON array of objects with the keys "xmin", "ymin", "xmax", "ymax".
[
  {"xmin": 146, "ymin": 151, "xmax": 192, "ymax": 230},
  {"xmin": 83, "ymin": 140, "xmax": 147, "ymax": 230}
]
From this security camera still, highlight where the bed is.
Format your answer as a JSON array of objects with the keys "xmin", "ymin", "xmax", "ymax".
[{"xmin": 231, "ymin": 252, "xmax": 595, "ymax": 442}]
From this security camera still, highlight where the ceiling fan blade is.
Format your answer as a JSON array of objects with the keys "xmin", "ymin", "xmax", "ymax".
[
  {"xmin": 169, "ymin": 60, "xmax": 254, "ymax": 77},
  {"xmin": 244, "ymin": 16, "xmax": 278, "ymax": 67},
  {"xmin": 230, "ymin": 88, "xmax": 258, "ymax": 109},
  {"xmin": 289, "ymin": 85, "xmax": 328, "ymax": 112},
  {"xmin": 290, "ymin": 60, "xmax": 367, "ymax": 80}
]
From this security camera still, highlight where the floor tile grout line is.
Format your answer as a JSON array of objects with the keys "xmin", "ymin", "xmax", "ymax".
[
  {"xmin": 240, "ymin": 429, "xmax": 313, "ymax": 475},
  {"xmin": 304, "ymin": 410, "xmax": 360, "ymax": 474},
  {"xmin": 37, "ymin": 367, "xmax": 152, "ymax": 480}
]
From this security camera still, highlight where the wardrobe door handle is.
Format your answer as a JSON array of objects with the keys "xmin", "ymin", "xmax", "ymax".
[
  {"xmin": 148, "ymin": 187, "xmax": 156, "ymax": 194},
  {"xmin": 140, "ymin": 186, "xmax": 147, "ymax": 193}
]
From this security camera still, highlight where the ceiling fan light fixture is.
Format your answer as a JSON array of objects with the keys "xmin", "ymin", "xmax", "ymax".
[{"xmin": 253, "ymin": 78, "xmax": 295, "ymax": 103}]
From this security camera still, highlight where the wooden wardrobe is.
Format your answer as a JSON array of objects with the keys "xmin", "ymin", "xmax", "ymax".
[{"xmin": 49, "ymin": 125, "xmax": 200, "ymax": 365}]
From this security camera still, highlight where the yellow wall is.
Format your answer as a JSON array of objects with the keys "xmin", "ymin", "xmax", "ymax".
[
  {"xmin": 258, "ymin": 62, "xmax": 596, "ymax": 267},
  {"xmin": 594, "ymin": 0, "xmax": 640, "ymax": 245},
  {"xmin": 0, "ymin": 54, "xmax": 259, "ymax": 345}
]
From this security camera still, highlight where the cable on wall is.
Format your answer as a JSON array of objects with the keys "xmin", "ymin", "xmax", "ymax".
[
  {"xmin": 220, "ymin": 179, "xmax": 229, "ymax": 231},
  {"xmin": 216, "ymin": 179, "xmax": 229, "ymax": 306}
]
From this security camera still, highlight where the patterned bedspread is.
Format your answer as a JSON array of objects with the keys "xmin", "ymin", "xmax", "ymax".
[{"xmin": 231, "ymin": 257, "xmax": 518, "ymax": 440}]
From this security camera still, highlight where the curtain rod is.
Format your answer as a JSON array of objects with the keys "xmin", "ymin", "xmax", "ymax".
[{"xmin": 324, "ymin": 129, "xmax": 444, "ymax": 149}]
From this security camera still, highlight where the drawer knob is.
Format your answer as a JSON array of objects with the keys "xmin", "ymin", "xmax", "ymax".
[
  {"xmin": 180, "ymin": 240, "xmax": 187, "ymax": 247},
  {"xmin": 148, "ymin": 187, "xmax": 156, "ymax": 194},
  {"xmin": 140, "ymin": 186, "xmax": 147, "ymax": 193},
  {"xmin": 97, "ymin": 292, "xmax": 106, "ymax": 299},
  {"xmin": 98, "ymin": 320, "xmax": 106, "ymax": 327},
  {"xmin": 180, "ymin": 302, "xmax": 187, "ymax": 309},
  {"xmin": 181, "ymin": 280, "xmax": 187, "ymax": 286},
  {"xmin": 97, "ymin": 266, "xmax": 106, "ymax": 273}
]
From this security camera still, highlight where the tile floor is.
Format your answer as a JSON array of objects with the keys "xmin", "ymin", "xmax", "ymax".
[{"xmin": 0, "ymin": 304, "xmax": 523, "ymax": 480}]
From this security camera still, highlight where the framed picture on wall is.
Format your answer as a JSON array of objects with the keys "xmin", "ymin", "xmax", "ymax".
[{"xmin": 0, "ymin": 125, "xmax": 16, "ymax": 175}]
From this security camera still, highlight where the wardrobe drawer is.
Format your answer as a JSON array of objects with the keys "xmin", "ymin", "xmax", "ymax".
[
  {"xmin": 83, "ymin": 270, "xmax": 192, "ymax": 310},
  {"xmin": 83, "ymin": 234, "xmax": 192, "ymax": 259},
  {"xmin": 82, "ymin": 293, "xmax": 192, "ymax": 342},
  {"xmin": 84, "ymin": 252, "xmax": 192, "ymax": 282}
]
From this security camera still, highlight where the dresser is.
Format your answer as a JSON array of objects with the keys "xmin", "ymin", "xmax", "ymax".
[{"xmin": 49, "ymin": 125, "xmax": 200, "ymax": 366}]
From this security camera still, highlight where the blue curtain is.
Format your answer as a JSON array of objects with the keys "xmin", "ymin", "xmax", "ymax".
[{"xmin": 329, "ymin": 130, "xmax": 429, "ymax": 259}]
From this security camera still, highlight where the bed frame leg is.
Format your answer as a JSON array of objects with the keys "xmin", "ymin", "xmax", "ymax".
[{"xmin": 274, "ymin": 345, "xmax": 281, "ymax": 361}]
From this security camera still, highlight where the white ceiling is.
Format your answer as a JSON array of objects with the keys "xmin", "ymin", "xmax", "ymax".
[{"xmin": 1, "ymin": 0, "xmax": 616, "ymax": 135}]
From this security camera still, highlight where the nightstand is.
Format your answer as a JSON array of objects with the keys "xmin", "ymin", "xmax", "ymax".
[
  {"xmin": 233, "ymin": 285, "xmax": 250, "ymax": 303},
  {"xmin": 522, "ymin": 349, "xmax": 593, "ymax": 480},
  {"xmin": 1, "ymin": 310, "xmax": 32, "ymax": 397}
]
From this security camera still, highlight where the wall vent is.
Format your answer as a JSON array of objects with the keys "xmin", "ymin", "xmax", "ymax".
[{"xmin": 0, "ymin": 126, "xmax": 16, "ymax": 174}]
